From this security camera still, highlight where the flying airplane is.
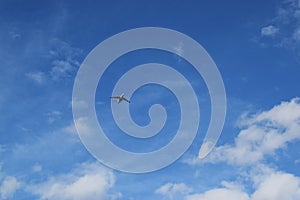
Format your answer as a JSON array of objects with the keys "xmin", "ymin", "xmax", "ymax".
[{"xmin": 110, "ymin": 93, "xmax": 130, "ymax": 104}]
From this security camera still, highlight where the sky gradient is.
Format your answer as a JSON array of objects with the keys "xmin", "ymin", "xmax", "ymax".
[{"xmin": 1, "ymin": 0, "xmax": 300, "ymax": 199}]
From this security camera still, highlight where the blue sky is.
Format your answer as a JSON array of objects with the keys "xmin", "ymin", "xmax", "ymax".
[{"xmin": 1, "ymin": 0, "xmax": 300, "ymax": 199}]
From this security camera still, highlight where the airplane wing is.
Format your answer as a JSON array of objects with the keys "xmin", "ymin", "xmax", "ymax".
[
  {"xmin": 123, "ymin": 98, "xmax": 130, "ymax": 103},
  {"xmin": 110, "ymin": 96, "xmax": 119, "ymax": 99}
]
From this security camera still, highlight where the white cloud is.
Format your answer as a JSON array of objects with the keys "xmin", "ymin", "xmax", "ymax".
[
  {"xmin": 0, "ymin": 176, "xmax": 21, "ymax": 199},
  {"xmin": 26, "ymin": 71, "xmax": 46, "ymax": 84},
  {"xmin": 0, "ymin": 122, "xmax": 118, "ymax": 199},
  {"xmin": 252, "ymin": 172, "xmax": 300, "ymax": 200},
  {"xmin": 24, "ymin": 39, "xmax": 82, "ymax": 83},
  {"xmin": 197, "ymin": 98, "xmax": 300, "ymax": 166},
  {"xmin": 50, "ymin": 60, "xmax": 75, "ymax": 81},
  {"xmin": 248, "ymin": 165, "xmax": 300, "ymax": 199},
  {"xmin": 48, "ymin": 39, "xmax": 82, "ymax": 81},
  {"xmin": 156, "ymin": 182, "xmax": 193, "ymax": 200},
  {"xmin": 62, "ymin": 122, "xmax": 78, "ymax": 136},
  {"xmin": 261, "ymin": 25, "xmax": 279, "ymax": 36},
  {"xmin": 257, "ymin": 0, "xmax": 300, "ymax": 51},
  {"xmin": 182, "ymin": 98, "xmax": 300, "ymax": 200},
  {"xmin": 32, "ymin": 163, "xmax": 43, "ymax": 173},
  {"xmin": 46, "ymin": 110, "xmax": 62, "ymax": 124},
  {"xmin": 172, "ymin": 166, "xmax": 300, "ymax": 200},
  {"xmin": 183, "ymin": 171, "xmax": 300, "ymax": 200},
  {"xmin": 27, "ymin": 162, "xmax": 118, "ymax": 200},
  {"xmin": 292, "ymin": 28, "xmax": 300, "ymax": 41},
  {"xmin": 3, "ymin": 121, "xmax": 86, "ymax": 197},
  {"xmin": 185, "ymin": 188, "xmax": 249, "ymax": 200},
  {"xmin": 276, "ymin": 0, "xmax": 300, "ymax": 23},
  {"xmin": 49, "ymin": 39, "xmax": 82, "ymax": 62},
  {"xmin": 186, "ymin": 181, "xmax": 249, "ymax": 200}
]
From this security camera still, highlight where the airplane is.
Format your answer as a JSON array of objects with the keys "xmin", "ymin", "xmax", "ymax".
[{"xmin": 110, "ymin": 93, "xmax": 130, "ymax": 104}]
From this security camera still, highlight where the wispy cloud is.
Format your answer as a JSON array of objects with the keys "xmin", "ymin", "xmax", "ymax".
[
  {"xmin": 50, "ymin": 59, "xmax": 77, "ymax": 81},
  {"xmin": 0, "ymin": 176, "xmax": 21, "ymax": 199},
  {"xmin": 32, "ymin": 163, "xmax": 43, "ymax": 173},
  {"xmin": 26, "ymin": 71, "xmax": 46, "ymax": 84},
  {"xmin": 251, "ymin": 170, "xmax": 300, "ymax": 199},
  {"xmin": 172, "ymin": 42, "xmax": 185, "ymax": 64},
  {"xmin": 292, "ymin": 27, "xmax": 300, "ymax": 41},
  {"xmin": 0, "ymin": 121, "xmax": 120, "ymax": 199},
  {"xmin": 46, "ymin": 110, "xmax": 62, "ymax": 124},
  {"xmin": 261, "ymin": 25, "xmax": 279, "ymax": 37},
  {"xmin": 184, "ymin": 169, "xmax": 300, "ymax": 200},
  {"xmin": 155, "ymin": 182, "xmax": 193, "ymax": 200},
  {"xmin": 27, "ymin": 162, "xmax": 119, "ymax": 200},
  {"xmin": 26, "ymin": 38, "xmax": 82, "ymax": 84},
  {"xmin": 173, "ymin": 42, "xmax": 184, "ymax": 57},
  {"xmin": 190, "ymin": 98, "xmax": 300, "ymax": 166},
  {"xmin": 180, "ymin": 97, "xmax": 300, "ymax": 199},
  {"xmin": 156, "ymin": 165, "xmax": 300, "ymax": 200},
  {"xmin": 258, "ymin": 0, "xmax": 300, "ymax": 52},
  {"xmin": 48, "ymin": 39, "xmax": 82, "ymax": 81},
  {"xmin": 24, "ymin": 38, "xmax": 82, "ymax": 85},
  {"xmin": 185, "ymin": 187, "xmax": 249, "ymax": 200}
]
